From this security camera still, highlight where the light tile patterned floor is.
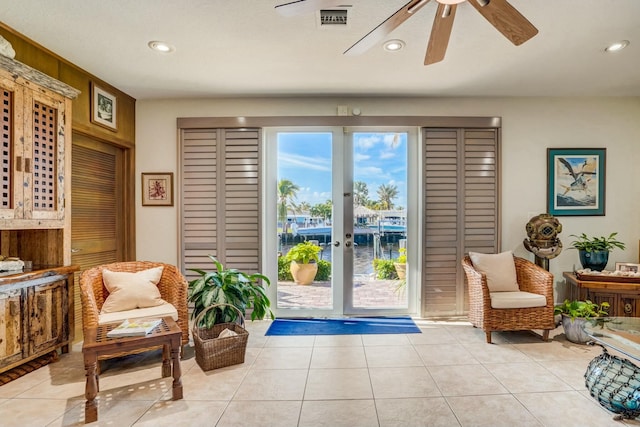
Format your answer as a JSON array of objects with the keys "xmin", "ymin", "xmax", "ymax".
[{"xmin": 1, "ymin": 320, "xmax": 640, "ymax": 427}]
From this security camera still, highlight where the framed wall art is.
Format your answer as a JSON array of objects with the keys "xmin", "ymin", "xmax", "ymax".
[
  {"xmin": 142, "ymin": 173, "xmax": 173, "ymax": 206},
  {"xmin": 547, "ymin": 148, "xmax": 606, "ymax": 216},
  {"xmin": 90, "ymin": 82, "xmax": 117, "ymax": 131}
]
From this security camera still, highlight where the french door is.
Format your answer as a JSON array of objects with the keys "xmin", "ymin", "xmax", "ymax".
[{"xmin": 264, "ymin": 127, "xmax": 419, "ymax": 317}]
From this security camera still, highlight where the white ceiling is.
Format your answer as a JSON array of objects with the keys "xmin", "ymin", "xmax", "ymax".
[{"xmin": 1, "ymin": 0, "xmax": 639, "ymax": 100}]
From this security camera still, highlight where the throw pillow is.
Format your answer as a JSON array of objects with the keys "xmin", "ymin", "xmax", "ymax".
[
  {"xmin": 469, "ymin": 251, "xmax": 520, "ymax": 292},
  {"xmin": 101, "ymin": 266, "xmax": 166, "ymax": 313}
]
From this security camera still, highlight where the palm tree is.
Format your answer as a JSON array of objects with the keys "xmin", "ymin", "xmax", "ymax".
[
  {"xmin": 353, "ymin": 181, "xmax": 369, "ymax": 207},
  {"xmin": 278, "ymin": 179, "xmax": 300, "ymax": 233},
  {"xmin": 377, "ymin": 183, "xmax": 398, "ymax": 210}
]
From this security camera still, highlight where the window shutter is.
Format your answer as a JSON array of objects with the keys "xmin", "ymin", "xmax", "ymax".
[
  {"xmin": 180, "ymin": 128, "xmax": 261, "ymax": 280},
  {"xmin": 422, "ymin": 128, "xmax": 499, "ymax": 316}
]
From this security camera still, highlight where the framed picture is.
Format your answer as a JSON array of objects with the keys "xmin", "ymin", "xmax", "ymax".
[
  {"xmin": 615, "ymin": 262, "xmax": 640, "ymax": 273},
  {"xmin": 141, "ymin": 173, "xmax": 173, "ymax": 206},
  {"xmin": 547, "ymin": 148, "xmax": 606, "ymax": 216},
  {"xmin": 90, "ymin": 82, "xmax": 117, "ymax": 131}
]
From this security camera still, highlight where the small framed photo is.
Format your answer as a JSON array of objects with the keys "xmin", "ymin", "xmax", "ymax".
[
  {"xmin": 90, "ymin": 82, "xmax": 117, "ymax": 131},
  {"xmin": 615, "ymin": 262, "xmax": 640, "ymax": 273},
  {"xmin": 547, "ymin": 148, "xmax": 606, "ymax": 216},
  {"xmin": 142, "ymin": 173, "xmax": 173, "ymax": 206}
]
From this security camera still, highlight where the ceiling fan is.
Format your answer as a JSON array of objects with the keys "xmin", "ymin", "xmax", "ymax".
[{"xmin": 275, "ymin": 0, "xmax": 538, "ymax": 65}]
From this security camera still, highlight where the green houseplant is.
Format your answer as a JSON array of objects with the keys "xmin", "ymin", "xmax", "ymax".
[
  {"xmin": 570, "ymin": 232, "xmax": 625, "ymax": 271},
  {"xmin": 554, "ymin": 299, "xmax": 609, "ymax": 343},
  {"xmin": 393, "ymin": 248, "xmax": 407, "ymax": 280},
  {"xmin": 188, "ymin": 255, "xmax": 273, "ymax": 328},
  {"xmin": 285, "ymin": 241, "xmax": 321, "ymax": 285}
]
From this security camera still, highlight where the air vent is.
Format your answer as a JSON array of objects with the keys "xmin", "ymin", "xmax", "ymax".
[{"xmin": 319, "ymin": 9, "xmax": 348, "ymax": 26}]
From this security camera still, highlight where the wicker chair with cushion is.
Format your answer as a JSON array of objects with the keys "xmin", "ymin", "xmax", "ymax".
[
  {"xmin": 462, "ymin": 252, "xmax": 555, "ymax": 344},
  {"xmin": 79, "ymin": 261, "xmax": 189, "ymax": 354}
]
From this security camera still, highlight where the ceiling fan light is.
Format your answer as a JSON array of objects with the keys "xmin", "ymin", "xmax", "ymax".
[
  {"xmin": 605, "ymin": 40, "xmax": 630, "ymax": 52},
  {"xmin": 383, "ymin": 39, "xmax": 405, "ymax": 52},
  {"xmin": 437, "ymin": 0, "xmax": 465, "ymax": 4}
]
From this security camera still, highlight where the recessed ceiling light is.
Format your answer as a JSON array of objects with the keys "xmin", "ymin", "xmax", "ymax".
[
  {"xmin": 383, "ymin": 39, "xmax": 405, "ymax": 52},
  {"xmin": 605, "ymin": 40, "xmax": 629, "ymax": 52},
  {"xmin": 148, "ymin": 41, "xmax": 175, "ymax": 53}
]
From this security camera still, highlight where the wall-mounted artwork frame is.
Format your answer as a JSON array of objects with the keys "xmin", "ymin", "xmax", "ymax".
[
  {"xmin": 142, "ymin": 172, "xmax": 173, "ymax": 206},
  {"xmin": 547, "ymin": 148, "xmax": 606, "ymax": 216},
  {"xmin": 90, "ymin": 82, "xmax": 117, "ymax": 131}
]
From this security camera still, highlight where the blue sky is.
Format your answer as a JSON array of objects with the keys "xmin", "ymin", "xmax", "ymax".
[{"xmin": 277, "ymin": 132, "xmax": 408, "ymax": 209}]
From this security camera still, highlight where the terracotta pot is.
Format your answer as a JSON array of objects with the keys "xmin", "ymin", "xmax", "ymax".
[
  {"xmin": 394, "ymin": 263, "xmax": 406, "ymax": 280},
  {"xmin": 290, "ymin": 261, "xmax": 318, "ymax": 285}
]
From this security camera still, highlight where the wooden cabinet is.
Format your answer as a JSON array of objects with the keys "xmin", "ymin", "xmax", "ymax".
[
  {"xmin": 0, "ymin": 57, "xmax": 77, "ymax": 229},
  {"xmin": 563, "ymin": 272, "xmax": 640, "ymax": 317},
  {"xmin": 0, "ymin": 266, "xmax": 77, "ymax": 373},
  {"xmin": 0, "ymin": 56, "xmax": 80, "ymax": 374}
]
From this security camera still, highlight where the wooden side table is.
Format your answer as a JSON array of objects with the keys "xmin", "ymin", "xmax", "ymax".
[
  {"xmin": 82, "ymin": 317, "xmax": 183, "ymax": 423},
  {"xmin": 563, "ymin": 272, "xmax": 640, "ymax": 317}
]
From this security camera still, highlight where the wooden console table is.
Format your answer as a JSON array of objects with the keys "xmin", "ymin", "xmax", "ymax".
[{"xmin": 563, "ymin": 272, "xmax": 640, "ymax": 317}]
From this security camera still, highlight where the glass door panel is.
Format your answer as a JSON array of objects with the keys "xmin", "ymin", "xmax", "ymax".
[
  {"xmin": 345, "ymin": 131, "xmax": 409, "ymax": 315},
  {"xmin": 275, "ymin": 132, "xmax": 337, "ymax": 315}
]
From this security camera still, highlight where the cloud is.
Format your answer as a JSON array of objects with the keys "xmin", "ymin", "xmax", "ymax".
[
  {"xmin": 354, "ymin": 153, "xmax": 370, "ymax": 161},
  {"xmin": 279, "ymin": 152, "xmax": 331, "ymax": 171},
  {"xmin": 356, "ymin": 135, "xmax": 382, "ymax": 151},
  {"xmin": 380, "ymin": 151, "xmax": 395, "ymax": 159}
]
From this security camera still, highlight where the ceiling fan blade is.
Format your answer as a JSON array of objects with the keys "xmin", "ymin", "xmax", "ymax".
[
  {"xmin": 467, "ymin": 0, "xmax": 538, "ymax": 46},
  {"xmin": 275, "ymin": 0, "xmax": 346, "ymax": 17},
  {"xmin": 425, "ymin": 3, "xmax": 457, "ymax": 65},
  {"xmin": 344, "ymin": 0, "xmax": 432, "ymax": 56}
]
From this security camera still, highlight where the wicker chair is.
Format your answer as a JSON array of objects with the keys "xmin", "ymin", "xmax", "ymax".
[
  {"xmin": 79, "ymin": 261, "xmax": 189, "ymax": 356},
  {"xmin": 462, "ymin": 255, "xmax": 555, "ymax": 344}
]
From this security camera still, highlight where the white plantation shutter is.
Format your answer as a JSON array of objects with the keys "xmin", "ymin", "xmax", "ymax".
[
  {"xmin": 422, "ymin": 128, "xmax": 499, "ymax": 316},
  {"xmin": 180, "ymin": 128, "xmax": 261, "ymax": 281}
]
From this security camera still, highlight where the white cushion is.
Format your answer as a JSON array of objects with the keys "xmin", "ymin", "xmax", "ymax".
[
  {"xmin": 469, "ymin": 251, "xmax": 520, "ymax": 292},
  {"xmin": 101, "ymin": 266, "xmax": 166, "ymax": 313},
  {"xmin": 98, "ymin": 302, "xmax": 178, "ymax": 325},
  {"xmin": 490, "ymin": 291, "xmax": 547, "ymax": 309}
]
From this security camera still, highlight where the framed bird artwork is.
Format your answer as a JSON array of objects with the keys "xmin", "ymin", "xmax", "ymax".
[{"xmin": 547, "ymin": 148, "xmax": 606, "ymax": 216}]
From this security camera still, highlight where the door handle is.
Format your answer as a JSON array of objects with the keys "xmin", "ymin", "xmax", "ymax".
[
  {"xmin": 333, "ymin": 241, "xmax": 341, "ymax": 247},
  {"xmin": 345, "ymin": 241, "xmax": 352, "ymax": 247}
]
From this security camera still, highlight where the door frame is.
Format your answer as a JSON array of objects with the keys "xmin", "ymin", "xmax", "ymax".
[{"xmin": 263, "ymin": 126, "xmax": 420, "ymax": 318}]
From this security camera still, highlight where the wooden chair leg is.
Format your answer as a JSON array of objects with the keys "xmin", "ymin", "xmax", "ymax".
[
  {"xmin": 485, "ymin": 331, "xmax": 492, "ymax": 343},
  {"xmin": 542, "ymin": 329, "xmax": 550, "ymax": 342}
]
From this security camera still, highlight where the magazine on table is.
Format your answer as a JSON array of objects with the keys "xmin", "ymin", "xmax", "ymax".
[{"xmin": 107, "ymin": 318, "xmax": 163, "ymax": 338}]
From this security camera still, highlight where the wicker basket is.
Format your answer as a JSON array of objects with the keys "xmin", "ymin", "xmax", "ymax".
[{"xmin": 192, "ymin": 303, "xmax": 249, "ymax": 371}]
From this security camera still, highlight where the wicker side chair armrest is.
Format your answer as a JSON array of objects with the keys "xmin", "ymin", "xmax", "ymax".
[
  {"xmin": 514, "ymin": 257, "xmax": 554, "ymax": 302},
  {"xmin": 79, "ymin": 268, "xmax": 105, "ymax": 332}
]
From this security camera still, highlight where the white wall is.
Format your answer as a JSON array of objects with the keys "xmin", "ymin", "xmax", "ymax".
[{"xmin": 136, "ymin": 96, "xmax": 640, "ymax": 300}]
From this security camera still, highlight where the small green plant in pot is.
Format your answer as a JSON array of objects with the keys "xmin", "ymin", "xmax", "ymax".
[
  {"xmin": 188, "ymin": 255, "xmax": 273, "ymax": 329},
  {"xmin": 554, "ymin": 299, "xmax": 609, "ymax": 344},
  {"xmin": 394, "ymin": 248, "xmax": 407, "ymax": 280},
  {"xmin": 570, "ymin": 232, "xmax": 625, "ymax": 271},
  {"xmin": 285, "ymin": 241, "xmax": 321, "ymax": 285}
]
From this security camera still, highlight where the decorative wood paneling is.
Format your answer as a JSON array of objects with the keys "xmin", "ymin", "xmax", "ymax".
[
  {"xmin": 180, "ymin": 128, "xmax": 261, "ymax": 280},
  {"xmin": 422, "ymin": 128, "xmax": 499, "ymax": 316}
]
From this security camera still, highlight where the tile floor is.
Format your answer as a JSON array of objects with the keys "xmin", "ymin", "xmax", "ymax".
[{"xmin": 1, "ymin": 320, "xmax": 640, "ymax": 427}]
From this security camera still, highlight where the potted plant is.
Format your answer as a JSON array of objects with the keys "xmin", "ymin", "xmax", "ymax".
[
  {"xmin": 554, "ymin": 299, "xmax": 609, "ymax": 344},
  {"xmin": 570, "ymin": 232, "xmax": 625, "ymax": 271},
  {"xmin": 188, "ymin": 255, "xmax": 273, "ymax": 328},
  {"xmin": 394, "ymin": 248, "xmax": 407, "ymax": 280},
  {"xmin": 285, "ymin": 241, "xmax": 321, "ymax": 285}
]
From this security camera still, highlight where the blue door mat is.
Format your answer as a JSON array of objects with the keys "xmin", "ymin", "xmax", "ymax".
[{"xmin": 265, "ymin": 316, "xmax": 421, "ymax": 336}]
